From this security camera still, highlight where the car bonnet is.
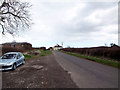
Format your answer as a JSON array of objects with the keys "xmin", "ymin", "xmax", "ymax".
[{"xmin": 0, "ymin": 59, "xmax": 15, "ymax": 65}]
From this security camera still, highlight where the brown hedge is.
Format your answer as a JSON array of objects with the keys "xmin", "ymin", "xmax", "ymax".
[{"xmin": 61, "ymin": 46, "xmax": 120, "ymax": 61}]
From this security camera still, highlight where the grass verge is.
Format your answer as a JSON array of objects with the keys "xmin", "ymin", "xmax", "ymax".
[
  {"xmin": 39, "ymin": 49, "xmax": 52, "ymax": 56},
  {"xmin": 59, "ymin": 50, "xmax": 120, "ymax": 69},
  {"xmin": 24, "ymin": 50, "xmax": 52, "ymax": 60},
  {"xmin": 24, "ymin": 54, "xmax": 32, "ymax": 58}
]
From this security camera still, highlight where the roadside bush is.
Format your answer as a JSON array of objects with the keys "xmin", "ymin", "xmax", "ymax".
[
  {"xmin": 61, "ymin": 46, "xmax": 120, "ymax": 61},
  {"xmin": 2, "ymin": 47, "xmax": 24, "ymax": 55}
]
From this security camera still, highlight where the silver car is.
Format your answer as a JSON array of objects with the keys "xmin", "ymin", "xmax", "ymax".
[{"xmin": 0, "ymin": 52, "xmax": 25, "ymax": 71}]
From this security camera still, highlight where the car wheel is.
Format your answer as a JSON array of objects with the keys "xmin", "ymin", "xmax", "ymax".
[
  {"xmin": 12, "ymin": 64, "xmax": 16, "ymax": 70},
  {"xmin": 22, "ymin": 59, "xmax": 25, "ymax": 65}
]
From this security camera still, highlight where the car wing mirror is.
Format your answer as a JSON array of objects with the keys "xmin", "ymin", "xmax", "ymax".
[
  {"xmin": 0, "ymin": 56, "xmax": 2, "ymax": 59},
  {"xmin": 17, "ymin": 57, "xmax": 19, "ymax": 59}
]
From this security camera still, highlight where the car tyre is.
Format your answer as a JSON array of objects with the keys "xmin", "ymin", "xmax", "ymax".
[{"xmin": 12, "ymin": 64, "xmax": 16, "ymax": 70}]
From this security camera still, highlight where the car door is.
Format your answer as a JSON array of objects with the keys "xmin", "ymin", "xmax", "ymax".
[
  {"xmin": 16, "ymin": 54, "xmax": 21, "ymax": 66},
  {"xmin": 20, "ymin": 53, "xmax": 24, "ymax": 63},
  {"xmin": 19, "ymin": 53, "xmax": 23, "ymax": 64}
]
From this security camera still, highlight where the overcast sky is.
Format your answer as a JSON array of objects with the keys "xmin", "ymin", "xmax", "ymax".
[{"xmin": 0, "ymin": 0, "xmax": 119, "ymax": 48}]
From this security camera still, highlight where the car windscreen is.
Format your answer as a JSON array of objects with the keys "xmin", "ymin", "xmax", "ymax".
[{"xmin": 2, "ymin": 54, "xmax": 16, "ymax": 59}]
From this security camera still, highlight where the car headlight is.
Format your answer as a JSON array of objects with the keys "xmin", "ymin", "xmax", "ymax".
[{"xmin": 5, "ymin": 62, "xmax": 13, "ymax": 66}]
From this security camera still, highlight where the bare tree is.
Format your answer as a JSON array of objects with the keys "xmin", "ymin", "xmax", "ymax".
[{"xmin": 0, "ymin": 0, "xmax": 31, "ymax": 36}]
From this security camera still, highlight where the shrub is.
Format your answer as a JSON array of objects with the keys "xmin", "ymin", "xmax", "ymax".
[{"xmin": 61, "ymin": 46, "xmax": 120, "ymax": 61}]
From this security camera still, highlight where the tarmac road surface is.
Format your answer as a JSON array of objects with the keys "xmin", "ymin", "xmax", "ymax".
[{"xmin": 53, "ymin": 51, "xmax": 118, "ymax": 88}]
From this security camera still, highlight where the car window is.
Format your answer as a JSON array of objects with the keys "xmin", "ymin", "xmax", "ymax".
[
  {"xmin": 20, "ymin": 53, "xmax": 23, "ymax": 57},
  {"xmin": 17, "ymin": 53, "xmax": 22, "ymax": 59},
  {"xmin": 2, "ymin": 54, "xmax": 16, "ymax": 59}
]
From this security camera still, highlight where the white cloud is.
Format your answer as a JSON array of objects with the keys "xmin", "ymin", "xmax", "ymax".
[{"xmin": 1, "ymin": 0, "xmax": 119, "ymax": 47}]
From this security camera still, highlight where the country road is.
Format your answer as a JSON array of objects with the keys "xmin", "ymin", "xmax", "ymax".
[{"xmin": 53, "ymin": 51, "xmax": 118, "ymax": 88}]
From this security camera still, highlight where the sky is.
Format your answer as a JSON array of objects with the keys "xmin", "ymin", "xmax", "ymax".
[{"xmin": 0, "ymin": 0, "xmax": 119, "ymax": 48}]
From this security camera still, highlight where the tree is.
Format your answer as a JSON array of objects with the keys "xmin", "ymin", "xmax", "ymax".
[{"xmin": 0, "ymin": 0, "xmax": 31, "ymax": 36}]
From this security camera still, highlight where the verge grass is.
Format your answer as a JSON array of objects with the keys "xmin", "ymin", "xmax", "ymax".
[
  {"xmin": 24, "ymin": 49, "xmax": 52, "ymax": 60},
  {"xmin": 39, "ymin": 49, "xmax": 52, "ymax": 56}
]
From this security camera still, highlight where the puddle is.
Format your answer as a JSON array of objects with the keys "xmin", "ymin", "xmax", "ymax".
[{"xmin": 32, "ymin": 65, "xmax": 43, "ymax": 70}]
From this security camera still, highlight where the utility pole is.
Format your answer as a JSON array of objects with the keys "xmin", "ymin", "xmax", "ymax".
[{"xmin": 61, "ymin": 42, "xmax": 63, "ymax": 47}]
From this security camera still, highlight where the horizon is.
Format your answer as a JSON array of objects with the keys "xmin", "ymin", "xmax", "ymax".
[{"xmin": 0, "ymin": 41, "xmax": 117, "ymax": 49}]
